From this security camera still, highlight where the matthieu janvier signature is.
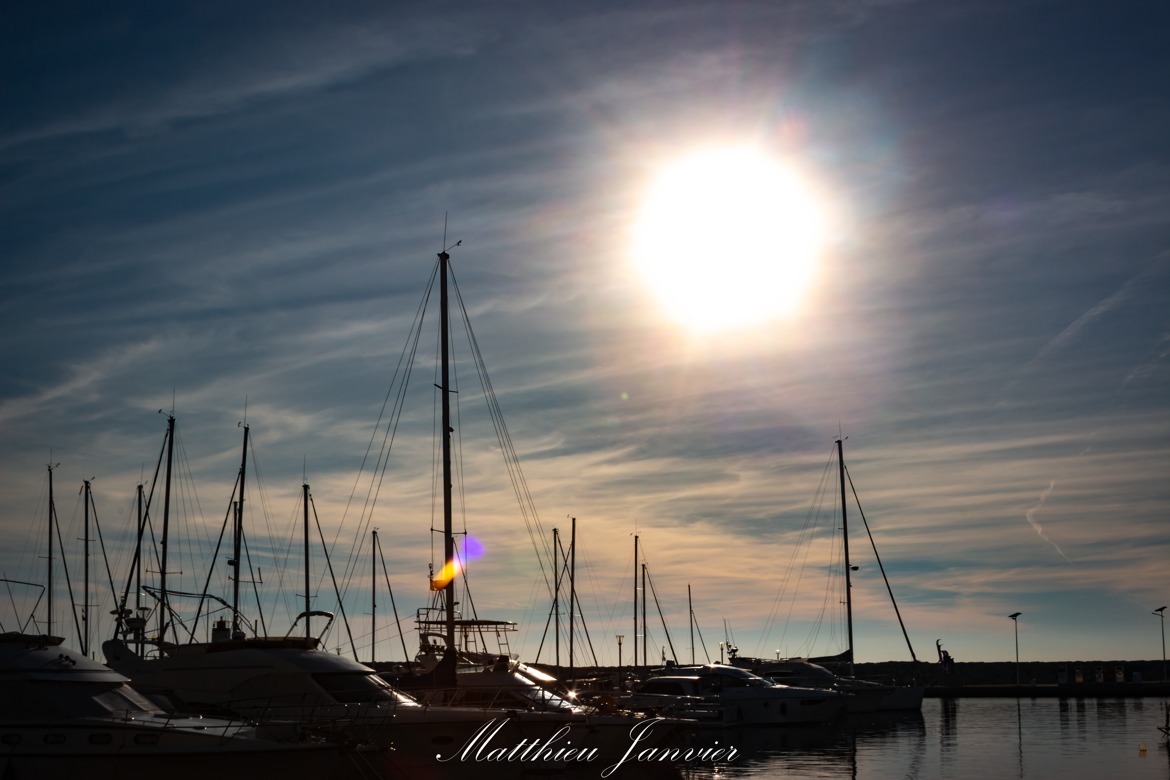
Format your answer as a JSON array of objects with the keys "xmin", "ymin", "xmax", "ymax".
[{"xmin": 435, "ymin": 718, "xmax": 739, "ymax": 776}]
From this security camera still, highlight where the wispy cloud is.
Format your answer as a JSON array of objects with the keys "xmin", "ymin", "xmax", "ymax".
[{"xmin": 1023, "ymin": 480, "xmax": 1071, "ymax": 564}]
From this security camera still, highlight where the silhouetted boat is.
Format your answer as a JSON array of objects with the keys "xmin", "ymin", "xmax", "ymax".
[
  {"xmin": 733, "ymin": 438, "xmax": 924, "ymax": 712},
  {"xmin": 0, "ymin": 632, "xmax": 357, "ymax": 780}
]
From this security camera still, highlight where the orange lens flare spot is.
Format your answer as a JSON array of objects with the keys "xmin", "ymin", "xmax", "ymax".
[{"xmin": 430, "ymin": 559, "xmax": 462, "ymax": 591}]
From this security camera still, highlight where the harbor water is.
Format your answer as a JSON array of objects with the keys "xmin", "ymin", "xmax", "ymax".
[{"xmin": 675, "ymin": 697, "xmax": 1170, "ymax": 780}]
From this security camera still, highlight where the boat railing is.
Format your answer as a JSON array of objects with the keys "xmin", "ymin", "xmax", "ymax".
[
  {"xmin": 406, "ymin": 683, "xmax": 582, "ymax": 713},
  {"xmin": 97, "ymin": 704, "xmax": 255, "ymax": 743},
  {"xmin": 284, "ymin": 610, "xmax": 336, "ymax": 640}
]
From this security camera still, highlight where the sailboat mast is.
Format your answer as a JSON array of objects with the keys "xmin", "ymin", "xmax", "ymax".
[
  {"xmin": 232, "ymin": 424, "xmax": 249, "ymax": 637},
  {"xmin": 837, "ymin": 437, "xmax": 855, "ymax": 675},
  {"xmin": 553, "ymin": 526, "xmax": 560, "ymax": 665},
  {"xmin": 568, "ymin": 517, "xmax": 576, "ymax": 676},
  {"xmin": 304, "ymin": 482, "xmax": 311, "ymax": 639},
  {"xmin": 83, "ymin": 479, "xmax": 91, "ymax": 656},
  {"xmin": 46, "ymin": 463, "xmax": 56, "ymax": 638},
  {"xmin": 641, "ymin": 562, "xmax": 647, "ymax": 669},
  {"xmin": 439, "ymin": 250, "xmax": 456, "ymax": 654},
  {"xmin": 688, "ymin": 583, "xmax": 694, "ymax": 665},
  {"xmin": 371, "ymin": 529, "xmax": 377, "ymax": 661},
  {"xmin": 159, "ymin": 414, "xmax": 175, "ymax": 643},
  {"xmin": 136, "ymin": 483, "xmax": 144, "ymax": 655},
  {"xmin": 632, "ymin": 534, "xmax": 639, "ymax": 668}
]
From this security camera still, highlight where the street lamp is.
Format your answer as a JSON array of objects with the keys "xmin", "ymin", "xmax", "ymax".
[
  {"xmin": 616, "ymin": 634, "xmax": 624, "ymax": 676},
  {"xmin": 1009, "ymin": 612, "xmax": 1022, "ymax": 685},
  {"xmin": 1155, "ymin": 607, "xmax": 1167, "ymax": 683}
]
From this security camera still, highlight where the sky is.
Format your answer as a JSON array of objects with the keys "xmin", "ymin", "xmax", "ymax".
[{"xmin": 2, "ymin": 1, "xmax": 1168, "ymax": 668}]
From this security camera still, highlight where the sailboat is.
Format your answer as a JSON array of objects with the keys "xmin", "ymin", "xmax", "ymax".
[
  {"xmin": 364, "ymin": 247, "xmax": 680, "ymax": 744},
  {"xmin": 732, "ymin": 437, "xmax": 924, "ymax": 712}
]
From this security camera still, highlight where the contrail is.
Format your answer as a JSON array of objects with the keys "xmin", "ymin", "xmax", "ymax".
[{"xmin": 1025, "ymin": 480, "xmax": 1072, "ymax": 564}]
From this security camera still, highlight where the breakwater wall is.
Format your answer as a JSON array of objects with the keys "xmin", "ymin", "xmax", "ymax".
[{"xmin": 533, "ymin": 659, "xmax": 1170, "ymax": 697}]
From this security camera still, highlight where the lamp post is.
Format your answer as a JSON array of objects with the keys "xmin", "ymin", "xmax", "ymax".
[
  {"xmin": 1155, "ymin": 607, "xmax": 1167, "ymax": 682},
  {"xmin": 616, "ymin": 634, "xmax": 624, "ymax": 676},
  {"xmin": 1009, "ymin": 612, "xmax": 1022, "ymax": 685}
]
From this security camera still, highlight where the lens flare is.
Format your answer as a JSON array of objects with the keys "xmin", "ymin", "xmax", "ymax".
[
  {"xmin": 430, "ymin": 558, "xmax": 462, "ymax": 590},
  {"xmin": 430, "ymin": 535, "xmax": 485, "ymax": 590}
]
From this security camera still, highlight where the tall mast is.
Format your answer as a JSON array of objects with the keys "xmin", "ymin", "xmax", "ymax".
[
  {"xmin": 439, "ymin": 250, "xmax": 456, "ymax": 656},
  {"xmin": 371, "ymin": 529, "xmax": 378, "ymax": 661},
  {"xmin": 688, "ymin": 583, "xmax": 694, "ymax": 665},
  {"xmin": 632, "ymin": 534, "xmax": 639, "ymax": 668},
  {"xmin": 303, "ymin": 482, "xmax": 311, "ymax": 639},
  {"xmin": 232, "ymin": 423, "xmax": 249, "ymax": 638},
  {"xmin": 159, "ymin": 414, "xmax": 175, "ymax": 643},
  {"xmin": 136, "ymin": 483, "xmax": 145, "ymax": 655},
  {"xmin": 837, "ymin": 437, "xmax": 855, "ymax": 676},
  {"xmin": 641, "ymin": 562, "xmax": 648, "ymax": 669},
  {"xmin": 553, "ymin": 526, "xmax": 560, "ymax": 665},
  {"xmin": 568, "ymin": 517, "xmax": 577, "ymax": 678},
  {"xmin": 46, "ymin": 462, "xmax": 57, "ymax": 637},
  {"xmin": 82, "ymin": 479, "xmax": 91, "ymax": 656}
]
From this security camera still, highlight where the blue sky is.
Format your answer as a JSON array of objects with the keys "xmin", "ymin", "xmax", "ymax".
[{"xmin": 2, "ymin": 1, "xmax": 1167, "ymax": 667}]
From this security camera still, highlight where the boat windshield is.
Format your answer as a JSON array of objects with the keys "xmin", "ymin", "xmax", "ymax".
[
  {"xmin": 2, "ymin": 680, "xmax": 160, "ymax": 719},
  {"xmin": 704, "ymin": 667, "xmax": 772, "ymax": 687},
  {"xmin": 311, "ymin": 672, "xmax": 418, "ymax": 705}
]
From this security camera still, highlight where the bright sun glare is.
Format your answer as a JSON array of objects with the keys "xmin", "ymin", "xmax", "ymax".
[{"xmin": 632, "ymin": 146, "xmax": 825, "ymax": 333}]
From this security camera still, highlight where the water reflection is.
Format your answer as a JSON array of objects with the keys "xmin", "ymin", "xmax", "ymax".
[
  {"xmin": 938, "ymin": 697, "xmax": 958, "ymax": 762},
  {"xmin": 1016, "ymin": 698, "xmax": 1023, "ymax": 779},
  {"xmin": 676, "ymin": 698, "xmax": 1169, "ymax": 780},
  {"xmin": 677, "ymin": 710, "xmax": 925, "ymax": 779}
]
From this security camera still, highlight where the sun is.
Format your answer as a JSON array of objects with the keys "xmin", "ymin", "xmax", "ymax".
[{"xmin": 631, "ymin": 145, "xmax": 825, "ymax": 333}]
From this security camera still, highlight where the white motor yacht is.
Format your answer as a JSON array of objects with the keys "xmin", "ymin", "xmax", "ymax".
[
  {"xmin": 0, "ymin": 632, "xmax": 361, "ymax": 780},
  {"xmin": 629, "ymin": 664, "xmax": 846, "ymax": 726}
]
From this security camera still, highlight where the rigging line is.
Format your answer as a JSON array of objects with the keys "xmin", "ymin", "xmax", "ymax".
[
  {"xmin": 817, "ymin": 462, "xmax": 850, "ymax": 654},
  {"xmin": 764, "ymin": 448, "xmax": 837, "ymax": 657},
  {"xmin": 534, "ymin": 528, "xmax": 564, "ymax": 663},
  {"xmin": 352, "ymin": 265, "xmax": 435, "ymax": 578},
  {"xmin": 427, "ymin": 308, "xmax": 444, "ymax": 570},
  {"xmin": 172, "ymin": 427, "xmax": 216, "ymax": 642},
  {"xmin": 448, "ymin": 319, "xmax": 471, "ymax": 565},
  {"xmin": 798, "ymin": 465, "xmax": 846, "ymax": 657},
  {"xmin": 534, "ymin": 581, "xmax": 556, "ymax": 664},
  {"xmin": 334, "ymin": 259, "xmax": 439, "ymax": 597},
  {"xmin": 245, "ymin": 432, "xmax": 283, "ymax": 625},
  {"xmin": 845, "ymin": 464, "xmax": 918, "ymax": 663},
  {"xmin": 606, "ymin": 541, "xmax": 635, "ymax": 628},
  {"xmin": 644, "ymin": 565, "xmax": 679, "ymax": 663},
  {"xmin": 54, "ymin": 496, "xmax": 83, "ymax": 651},
  {"xmin": 569, "ymin": 576, "xmax": 599, "ymax": 666},
  {"xmin": 273, "ymin": 490, "xmax": 304, "ymax": 629},
  {"xmin": 375, "ymin": 533, "xmax": 410, "ymax": 662},
  {"xmin": 558, "ymin": 532, "xmax": 600, "ymax": 667},
  {"xmin": 173, "ymin": 426, "xmax": 212, "ymax": 575},
  {"xmin": 311, "ymin": 495, "xmax": 354, "ymax": 656},
  {"xmin": 759, "ymin": 449, "xmax": 836, "ymax": 655},
  {"xmin": 692, "ymin": 605, "xmax": 712, "ymax": 663},
  {"xmin": 89, "ymin": 488, "xmax": 119, "ymax": 640},
  {"xmin": 241, "ymin": 527, "xmax": 267, "ymax": 637},
  {"xmin": 188, "ymin": 473, "xmax": 237, "ymax": 645},
  {"xmin": 3, "ymin": 579, "xmax": 45, "ymax": 635},
  {"xmin": 335, "ymin": 268, "xmax": 433, "ymax": 612},
  {"xmin": 452, "ymin": 273, "xmax": 553, "ymax": 592},
  {"xmin": 117, "ymin": 425, "xmax": 168, "ymax": 628}
]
